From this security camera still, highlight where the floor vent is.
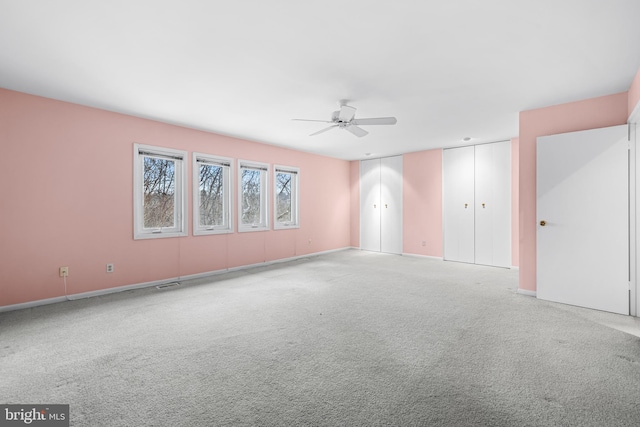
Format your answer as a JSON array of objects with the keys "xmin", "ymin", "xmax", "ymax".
[{"xmin": 156, "ymin": 282, "xmax": 181, "ymax": 290}]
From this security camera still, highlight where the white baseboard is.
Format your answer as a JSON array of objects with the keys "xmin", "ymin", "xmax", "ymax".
[
  {"xmin": 225, "ymin": 247, "xmax": 351, "ymax": 273},
  {"xmin": 0, "ymin": 296, "xmax": 69, "ymax": 313},
  {"xmin": 516, "ymin": 288, "xmax": 537, "ymax": 297},
  {"xmin": 401, "ymin": 253, "xmax": 444, "ymax": 261},
  {"xmin": 69, "ymin": 277, "xmax": 182, "ymax": 300},
  {"xmin": 0, "ymin": 247, "xmax": 352, "ymax": 313}
]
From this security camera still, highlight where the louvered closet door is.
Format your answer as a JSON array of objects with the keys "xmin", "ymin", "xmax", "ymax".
[
  {"xmin": 360, "ymin": 158, "xmax": 381, "ymax": 252},
  {"xmin": 474, "ymin": 141, "xmax": 511, "ymax": 267},
  {"xmin": 380, "ymin": 156, "xmax": 403, "ymax": 254},
  {"xmin": 443, "ymin": 146, "xmax": 475, "ymax": 263}
]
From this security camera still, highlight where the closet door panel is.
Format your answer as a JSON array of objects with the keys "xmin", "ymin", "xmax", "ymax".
[
  {"xmin": 360, "ymin": 159, "xmax": 381, "ymax": 252},
  {"xmin": 475, "ymin": 141, "xmax": 511, "ymax": 267},
  {"xmin": 474, "ymin": 144, "xmax": 492, "ymax": 265},
  {"xmin": 443, "ymin": 146, "xmax": 475, "ymax": 263},
  {"xmin": 381, "ymin": 156, "xmax": 403, "ymax": 254},
  {"xmin": 490, "ymin": 141, "xmax": 512, "ymax": 267}
]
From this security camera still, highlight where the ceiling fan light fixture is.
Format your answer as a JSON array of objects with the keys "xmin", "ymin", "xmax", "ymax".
[{"xmin": 293, "ymin": 103, "xmax": 397, "ymax": 138}]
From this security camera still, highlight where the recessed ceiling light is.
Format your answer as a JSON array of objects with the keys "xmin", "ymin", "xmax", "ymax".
[
  {"xmin": 364, "ymin": 153, "xmax": 372, "ymax": 156},
  {"xmin": 463, "ymin": 137, "xmax": 472, "ymax": 142}
]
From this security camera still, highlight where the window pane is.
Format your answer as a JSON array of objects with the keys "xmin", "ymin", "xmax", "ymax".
[
  {"xmin": 199, "ymin": 164, "xmax": 224, "ymax": 226},
  {"xmin": 143, "ymin": 156, "xmax": 175, "ymax": 228},
  {"xmin": 241, "ymin": 169, "xmax": 262, "ymax": 224},
  {"xmin": 276, "ymin": 172, "xmax": 292, "ymax": 222}
]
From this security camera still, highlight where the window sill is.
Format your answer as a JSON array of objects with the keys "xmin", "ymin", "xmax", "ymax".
[
  {"xmin": 238, "ymin": 225, "xmax": 269, "ymax": 233},
  {"xmin": 194, "ymin": 228, "xmax": 234, "ymax": 236},
  {"xmin": 134, "ymin": 230, "xmax": 188, "ymax": 240},
  {"xmin": 274, "ymin": 224, "xmax": 300, "ymax": 230}
]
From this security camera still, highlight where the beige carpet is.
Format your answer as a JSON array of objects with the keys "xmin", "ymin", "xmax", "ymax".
[{"xmin": 1, "ymin": 250, "xmax": 639, "ymax": 426}]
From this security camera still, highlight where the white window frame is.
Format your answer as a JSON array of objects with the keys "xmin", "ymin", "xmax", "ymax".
[
  {"xmin": 133, "ymin": 143, "xmax": 187, "ymax": 240},
  {"xmin": 238, "ymin": 160, "xmax": 269, "ymax": 232},
  {"xmin": 273, "ymin": 165, "xmax": 300, "ymax": 229},
  {"xmin": 193, "ymin": 153, "xmax": 234, "ymax": 235}
]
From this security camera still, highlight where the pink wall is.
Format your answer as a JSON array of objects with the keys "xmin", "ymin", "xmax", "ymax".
[
  {"xmin": 518, "ymin": 92, "xmax": 628, "ymax": 292},
  {"xmin": 402, "ymin": 150, "xmax": 443, "ymax": 257},
  {"xmin": 8, "ymin": 69, "xmax": 637, "ymax": 308},
  {"xmin": 0, "ymin": 89, "xmax": 351, "ymax": 308},
  {"xmin": 629, "ymin": 67, "xmax": 640, "ymax": 117},
  {"xmin": 511, "ymin": 138, "xmax": 520, "ymax": 267}
]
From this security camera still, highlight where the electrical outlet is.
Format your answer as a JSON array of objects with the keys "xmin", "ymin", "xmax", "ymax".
[
  {"xmin": 422, "ymin": 241, "xmax": 426, "ymax": 247},
  {"xmin": 308, "ymin": 239, "xmax": 312, "ymax": 245},
  {"xmin": 59, "ymin": 267, "xmax": 69, "ymax": 277},
  {"xmin": 106, "ymin": 263, "xmax": 114, "ymax": 273}
]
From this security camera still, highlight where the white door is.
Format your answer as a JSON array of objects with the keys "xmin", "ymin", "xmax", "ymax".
[
  {"xmin": 475, "ymin": 141, "xmax": 511, "ymax": 267},
  {"xmin": 635, "ymin": 121, "xmax": 640, "ymax": 317},
  {"xmin": 380, "ymin": 156, "xmax": 403, "ymax": 254},
  {"xmin": 443, "ymin": 146, "xmax": 475, "ymax": 263},
  {"xmin": 537, "ymin": 125, "xmax": 629, "ymax": 315},
  {"xmin": 360, "ymin": 158, "xmax": 381, "ymax": 252}
]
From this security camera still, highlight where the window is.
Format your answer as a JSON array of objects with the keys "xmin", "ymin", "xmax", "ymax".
[
  {"xmin": 238, "ymin": 160, "xmax": 269, "ymax": 231},
  {"xmin": 274, "ymin": 165, "xmax": 300, "ymax": 229},
  {"xmin": 133, "ymin": 144, "xmax": 187, "ymax": 239},
  {"xmin": 193, "ymin": 153, "xmax": 233, "ymax": 235}
]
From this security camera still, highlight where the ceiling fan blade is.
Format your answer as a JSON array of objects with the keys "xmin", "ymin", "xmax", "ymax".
[
  {"xmin": 351, "ymin": 117, "xmax": 397, "ymax": 126},
  {"xmin": 292, "ymin": 118, "xmax": 333, "ymax": 123},
  {"xmin": 338, "ymin": 105, "xmax": 356, "ymax": 122},
  {"xmin": 310, "ymin": 125, "xmax": 338, "ymax": 136},
  {"xmin": 346, "ymin": 125, "xmax": 369, "ymax": 137}
]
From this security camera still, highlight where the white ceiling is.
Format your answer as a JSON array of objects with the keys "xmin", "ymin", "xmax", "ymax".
[{"xmin": 1, "ymin": 1, "xmax": 639, "ymax": 160}]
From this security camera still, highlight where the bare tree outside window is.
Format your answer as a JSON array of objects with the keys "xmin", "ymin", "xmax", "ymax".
[
  {"xmin": 276, "ymin": 172, "xmax": 292, "ymax": 222},
  {"xmin": 242, "ymin": 168, "xmax": 262, "ymax": 225},
  {"xmin": 199, "ymin": 164, "xmax": 224, "ymax": 226},
  {"xmin": 143, "ymin": 157, "xmax": 175, "ymax": 228},
  {"xmin": 273, "ymin": 166, "xmax": 299, "ymax": 229},
  {"xmin": 134, "ymin": 144, "xmax": 186, "ymax": 239}
]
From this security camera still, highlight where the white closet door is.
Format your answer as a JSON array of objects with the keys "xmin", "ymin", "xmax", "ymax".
[
  {"xmin": 475, "ymin": 141, "xmax": 511, "ymax": 267},
  {"xmin": 537, "ymin": 125, "xmax": 628, "ymax": 315},
  {"xmin": 381, "ymin": 156, "xmax": 403, "ymax": 254},
  {"xmin": 360, "ymin": 158, "xmax": 381, "ymax": 252},
  {"xmin": 443, "ymin": 146, "xmax": 475, "ymax": 263}
]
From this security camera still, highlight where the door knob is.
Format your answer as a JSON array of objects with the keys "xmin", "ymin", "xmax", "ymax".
[
  {"xmin": 464, "ymin": 203, "xmax": 468, "ymax": 208},
  {"xmin": 373, "ymin": 204, "xmax": 377, "ymax": 208},
  {"xmin": 385, "ymin": 204, "xmax": 388, "ymax": 208},
  {"xmin": 540, "ymin": 220, "xmax": 546, "ymax": 226},
  {"xmin": 482, "ymin": 203, "xmax": 485, "ymax": 208}
]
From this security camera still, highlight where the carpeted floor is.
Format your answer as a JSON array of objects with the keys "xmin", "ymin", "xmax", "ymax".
[{"xmin": 1, "ymin": 249, "xmax": 640, "ymax": 426}]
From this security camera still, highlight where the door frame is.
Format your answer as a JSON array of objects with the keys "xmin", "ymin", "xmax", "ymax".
[{"xmin": 630, "ymin": 100, "xmax": 640, "ymax": 317}]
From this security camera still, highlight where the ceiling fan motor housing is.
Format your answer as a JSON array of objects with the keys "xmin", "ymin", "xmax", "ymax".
[{"xmin": 293, "ymin": 103, "xmax": 396, "ymax": 137}]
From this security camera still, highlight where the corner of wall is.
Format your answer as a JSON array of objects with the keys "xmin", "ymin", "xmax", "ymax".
[
  {"xmin": 629, "ymin": 67, "xmax": 640, "ymax": 119},
  {"xmin": 349, "ymin": 160, "xmax": 360, "ymax": 248},
  {"xmin": 511, "ymin": 138, "xmax": 520, "ymax": 268}
]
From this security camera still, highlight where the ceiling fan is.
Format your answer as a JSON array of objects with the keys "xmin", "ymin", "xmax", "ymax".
[{"xmin": 293, "ymin": 101, "xmax": 397, "ymax": 137}]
